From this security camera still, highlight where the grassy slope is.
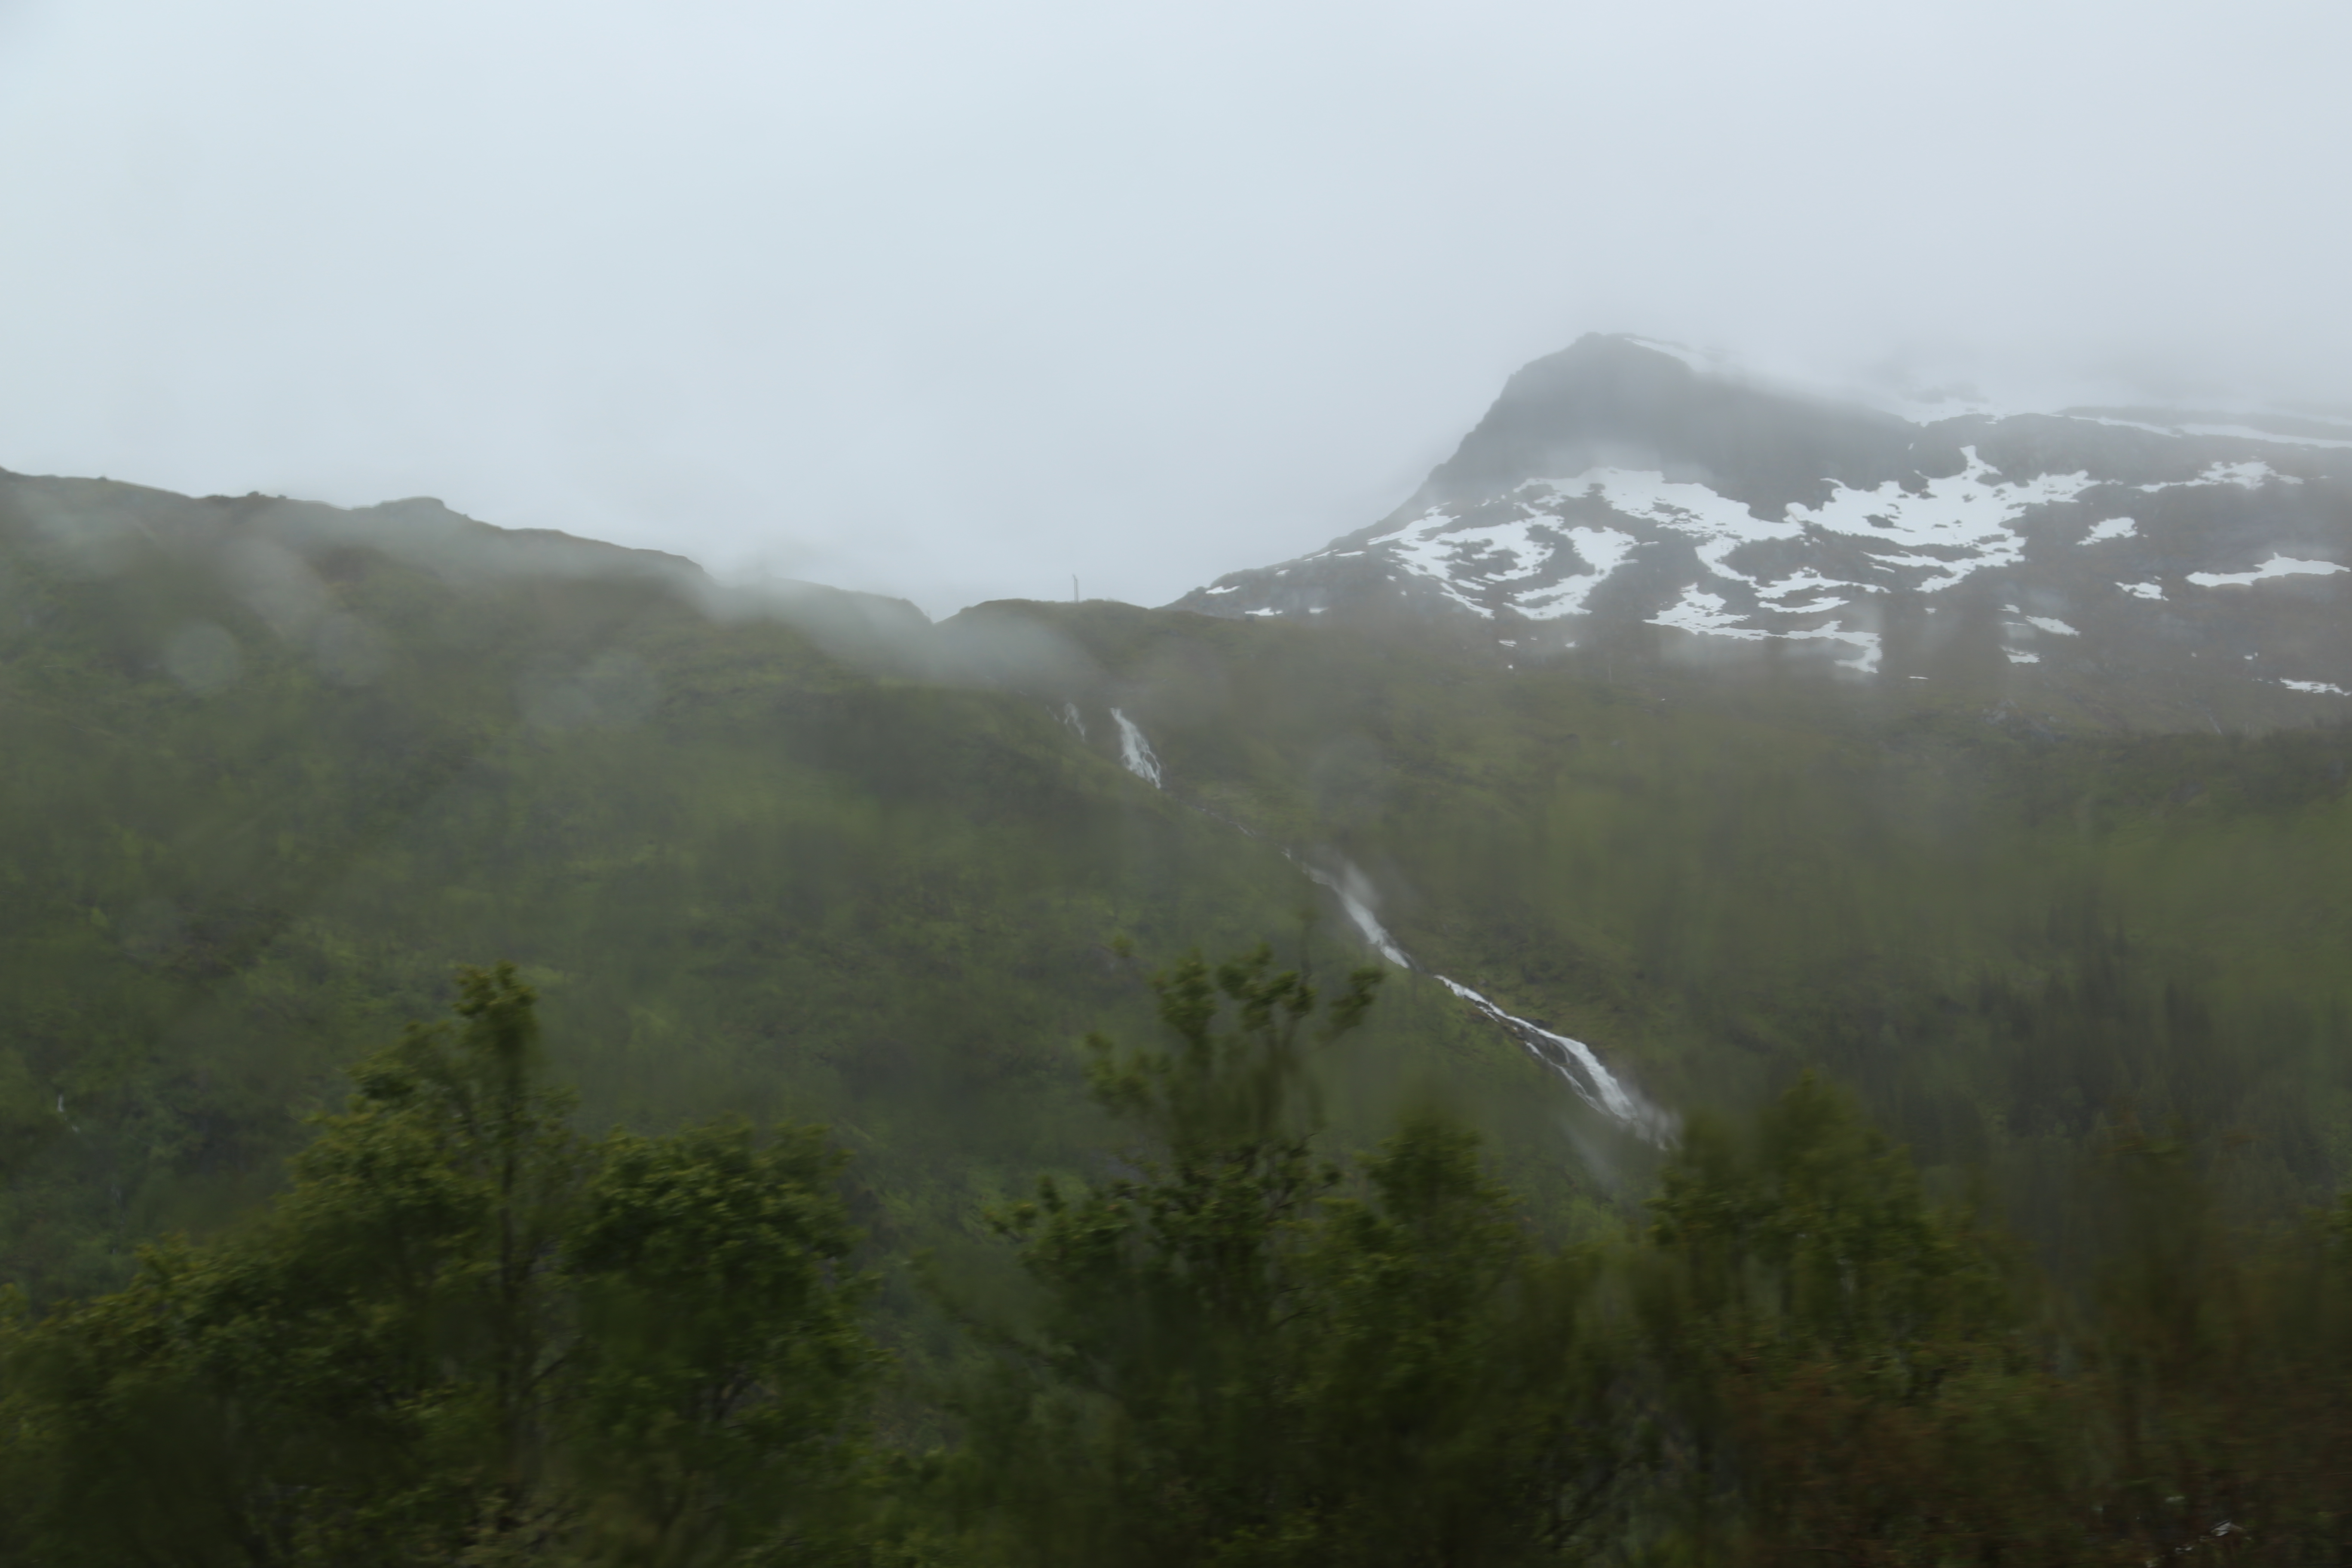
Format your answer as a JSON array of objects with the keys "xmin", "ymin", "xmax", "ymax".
[
  {"xmin": 978, "ymin": 600, "xmax": 2352, "ymax": 1231},
  {"xmin": 0, "ymin": 480, "xmax": 1557, "ymax": 1302},
  {"xmin": 6, "ymin": 471, "xmax": 2350, "ymax": 1301}
]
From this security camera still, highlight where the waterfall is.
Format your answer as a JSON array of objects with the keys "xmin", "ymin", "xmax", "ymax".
[
  {"xmin": 1084, "ymin": 706, "xmax": 1659, "ymax": 1138},
  {"xmin": 1433, "ymin": 977, "xmax": 1672, "ymax": 1142},
  {"xmin": 1058, "ymin": 701, "xmax": 1088, "ymax": 740},
  {"xmin": 1111, "ymin": 707, "xmax": 1162, "ymax": 787},
  {"xmin": 1302, "ymin": 857, "xmax": 1667, "ymax": 1141},
  {"xmin": 1298, "ymin": 863, "xmax": 1412, "ymax": 968}
]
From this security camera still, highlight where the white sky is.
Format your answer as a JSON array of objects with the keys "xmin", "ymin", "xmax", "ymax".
[{"xmin": 1, "ymin": 0, "xmax": 2347, "ymax": 617}]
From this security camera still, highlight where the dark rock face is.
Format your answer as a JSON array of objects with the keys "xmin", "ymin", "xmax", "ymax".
[
  {"xmin": 1412, "ymin": 333, "xmax": 1916, "ymax": 518},
  {"xmin": 1167, "ymin": 335, "xmax": 2352, "ymax": 730}
]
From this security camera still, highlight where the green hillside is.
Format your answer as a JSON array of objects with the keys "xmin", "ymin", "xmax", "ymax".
[
  {"xmin": 958, "ymin": 600, "xmax": 2352, "ymax": 1234},
  {"xmin": 0, "ymin": 475, "xmax": 1556, "ymax": 1303},
  {"xmin": 5, "ymin": 468, "xmax": 2351, "ymax": 1308}
]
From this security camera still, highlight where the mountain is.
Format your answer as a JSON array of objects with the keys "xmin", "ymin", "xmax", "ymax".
[
  {"xmin": 6, "ymin": 338, "xmax": 2352, "ymax": 1310},
  {"xmin": 1169, "ymin": 334, "xmax": 2352, "ymax": 732},
  {"xmin": 12, "ymin": 344, "xmax": 2352, "ymax": 1568},
  {"xmin": 0, "ymin": 469, "xmax": 1573, "ymax": 1301}
]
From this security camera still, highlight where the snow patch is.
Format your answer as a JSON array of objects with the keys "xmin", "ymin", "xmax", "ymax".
[
  {"xmin": 2074, "ymin": 416, "xmax": 2352, "ymax": 450},
  {"xmin": 2021, "ymin": 615, "xmax": 2079, "ymax": 637},
  {"xmin": 2140, "ymin": 460, "xmax": 2300, "ymax": 492},
  {"xmin": 1539, "ymin": 471, "xmax": 1799, "ymax": 566},
  {"xmin": 2187, "ymin": 556, "xmax": 2349, "ymax": 588},
  {"xmin": 1515, "ymin": 526, "xmax": 1639, "ymax": 619},
  {"xmin": 1342, "ymin": 449, "xmax": 2163, "ymax": 650},
  {"xmin": 1652, "ymin": 586, "xmax": 1767, "ymax": 640},
  {"xmin": 2005, "ymin": 649, "xmax": 2041, "ymax": 664},
  {"xmin": 1783, "ymin": 447, "xmax": 2091, "ymax": 592},
  {"xmin": 2280, "ymin": 679, "xmax": 2351, "ymax": 696},
  {"xmin": 1755, "ymin": 567, "xmax": 1863, "ymax": 605},
  {"xmin": 1651, "ymin": 585, "xmax": 1881, "ymax": 671},
  {"xmin": 1833, "ymin": 632, "xmax": 1884, "ymax": 674},
  {"xmin": 2118, "ymin": 581, "xmax": 2164, "ymax": 600}
]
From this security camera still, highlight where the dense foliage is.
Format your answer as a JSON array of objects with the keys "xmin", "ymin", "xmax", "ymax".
[
  {"xmin": 943, "ymin": 948, "xmax": 1621, "ymax": 1567},
  {"xmin": 0, "ymin": 965, "xmax": 879, "ymax": 1565},
  {"xmin": 11, "ymin": 953, "xmax": 2352, "ymax": 1564}
]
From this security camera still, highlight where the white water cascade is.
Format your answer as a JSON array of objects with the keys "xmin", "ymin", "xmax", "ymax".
[
  {"xmin": 1298, "ymin": 863, "xmax": 1412, "ymax": 968},
  {"xmin": 1305, "ymin": 858, "xmax": 1669, "ymax": 1142},
  {"xmin": 1111, "ymin": 707, "xmax": 1163, "ymax": 787},
  {"xmin": 1434, "ymin": 977, "xmax": 1672, "ymax": 1141},
  {"xmin": 1053, "ymin": 705, "xmax": 1662, "ymax": 1138}
]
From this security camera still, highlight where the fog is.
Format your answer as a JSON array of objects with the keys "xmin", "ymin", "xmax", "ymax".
[{"xmin": 1, "ymin": 0, "xmax": 2345, "ymax": 618}]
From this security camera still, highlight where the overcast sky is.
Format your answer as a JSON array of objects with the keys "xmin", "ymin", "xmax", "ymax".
[{"xmin": 1, "ymin": 0, "xmax": 2346, "ymax": 617}]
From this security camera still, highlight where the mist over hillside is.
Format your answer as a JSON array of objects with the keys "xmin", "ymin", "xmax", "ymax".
[
  {"xmin": 4, "ymin": 331, "xmax": 2349, "ymax": 1287},
  {"xmin": 7, "ymin": 0, "xmax": 2352, "ymax": 1544},
  {"xmin": 6, "ymin": 335, "xmax": 2352, "ymax": 1562}
]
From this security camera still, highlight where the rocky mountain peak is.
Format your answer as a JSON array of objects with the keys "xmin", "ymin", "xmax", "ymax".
[
  {"xmin": 1413, "ymin": 333, "xmax": 1913, "ymax": 518},
  {"xmin": 1167, "ymin": 335, "xmax": 2352, "ymax": 730}
]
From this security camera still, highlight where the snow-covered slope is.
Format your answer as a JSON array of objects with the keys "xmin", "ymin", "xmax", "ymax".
[{"xmin": 1170, "ymin": 335, "xmax": 2352, "ymax": 725}]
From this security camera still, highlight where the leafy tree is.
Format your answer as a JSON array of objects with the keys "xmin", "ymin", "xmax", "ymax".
[
  {"xmin": 952, "ymin": 946, "xmax": 1370, "ymax": 1566},
  {"xmin": 1277, "ymin": 1112, "xmax": 1630, "ymax": 1566},
  {"xmin": 952, "ymin": 944, "xmax": 1626, "ymax": 1567},
  {"xmin": 2064, "ymin": 1124, "xmax": 2352, "ymax": 1565},
  {"xmin": 1638, "ymin": 1074, "xmax": 2077, "ymax": 1566},
  {"xmin": 564, "ymin": 1120, "xmax": 882, "ymax": 1565},
  {"xmin": 0, "ymin": 964, "xmax": 880, "ymax": 1566},
  {"xmin": 0, "ymin": 963, "xmax": 584, "ymax": 1564}
]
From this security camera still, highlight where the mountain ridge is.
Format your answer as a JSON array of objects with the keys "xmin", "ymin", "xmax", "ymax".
[
  {"xmin": 6, "ymin": 348, "xmax": 2352, "ymax": 1316},
  {"xmin": 1166, "ymin": 334, "xmax": 2352, "ymax": 732}
]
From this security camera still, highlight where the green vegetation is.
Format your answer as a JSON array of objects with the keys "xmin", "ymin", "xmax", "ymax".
[
  {"xmin": 0, "ymin": 965, "xmax": 879, "ymax": 1565},
  {"xmin": 12, "ymin": 953, "xmax": 2352, "ymax": 1564},
  {"xmin": 0, "ymin": 478, "xmax": 1506, "ymax": 1304},
  {"xmin": 997, "ymin": 600, "xmax": 2352, "ymax": 1236},
  {"xmin": 941, "ymin": 948, "xmax": 1619, "ymax": 1566},
  {"xmin": 8, "ymin": 472, "xmax": 2352, "ymax": 1556}
]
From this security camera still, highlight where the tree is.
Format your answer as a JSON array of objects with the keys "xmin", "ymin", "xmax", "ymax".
[
  {"xmin": 1278, "ymin": 1112, "xmax": 1629, "ymax": 1567},
  {"xmin": 1638, "ymin": 1074, "xmax": 2078, "ymax": 1567},
  {"xmin": 0, "ymin": 964, "xmax": 881, "ymax": 1567},
  {"xmin": 565, "ymin": 1120, "xmax": 881, "ymax": 1565},
  {"xmin": 952, "ymin": 944, "xmax": 1624, "ymax": 1567}
]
